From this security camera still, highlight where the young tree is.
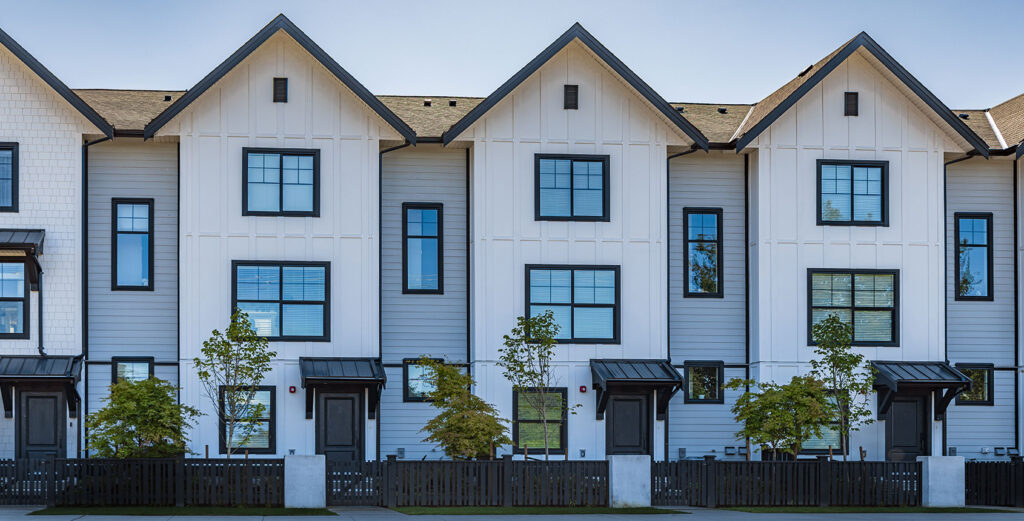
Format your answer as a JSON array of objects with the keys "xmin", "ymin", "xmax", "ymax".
[
  {"xmin": 726, "ymin": 375, "xmax": 832, "ymax": 459},
  {"xmin": 810, "ymin": 313, "xmax": 876, "ymax": 460},
  {"xmin": 86, "ymin": 378, "xmax": 200, "ymax": 458},
  {"xmin": 497, "ymin": 312, "xmax": 578, "ymax": 460},
  {"xmin": 194, "ymin": 310, "xmax": 276, "ymax": 458},
  {"xmin": 418, "ymin": 357, "xmax": 511, "ymax": 459}
]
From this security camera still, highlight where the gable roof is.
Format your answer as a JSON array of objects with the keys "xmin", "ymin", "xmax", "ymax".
[
  {"xmin": 0, "ymin": 26, "xmax": 113, "ymax": 138},
  {"xmin": 671, "ymin": 103, "xmax": 753, "ymax": 144},
  {"xmin": 441, "ymin": 23, "xmax": 708, "ymax": 149},
  {"xmin": 143, "ymin": 14, "xmax": 415, "ymax": 143},
  {"xmin": 378, "ymin": 95, "xmax": 484, "ymax": 138},
  {"xmin": 735, "ymin": 32, "xmax": 989, "ymax": 158}
]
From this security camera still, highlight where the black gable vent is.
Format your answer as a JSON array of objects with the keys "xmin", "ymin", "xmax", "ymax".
[
  {"xmin": 958, "ymin": 113, "xmax": 970, "ymax": 119},
  {"xmin": 844, "ymin": 92, "xmax": 859, "ymax": 116},
  {"xmin": 717, "ymin": 107, "xmax": 728, "ymax": 114},
  {"xmin": 564, "ymin": 85, "xmax": 579, "ymax": 110},
  {"xmin": 273, "ymin": 78, "xmax": 288, "ymax": 103},
  {"xmin": 163, "ymin": 95, "xmax": 172, "ymax": 102},
  {"xmin": 423, "ymin": 99, "xmax": 432, "ymax": 107},
  {"xmin": 449, "ymin": 99, "xmax": 457, "ymax": 107}
]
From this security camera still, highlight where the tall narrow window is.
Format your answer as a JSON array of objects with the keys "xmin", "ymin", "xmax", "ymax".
[
  {"xmin": 233, "ymin": 261, "xmax": 329, "ymax": 341},
  {"xmin": 0, "ymin": 262, "xmax": 27, "ymax": 338},
  {"xmin": 243, "ymin": 148, "xmax": 319, "ymax": 216},
  {"xmin": 112, "ymin": 199, "xmax": 154, "ymax": 290},
  {"xmin": 535, "ymin": 154, "xmax": 609, "ymax": 221},
  {"xmin": 0, "ymin": 143, "xmax": 17, "ymax": 212},
  {"xmin": 526, "ymin": 265, "xmax": 619, "ymax": 344},
  {"xmin": 809, "ymin": 269, "xmax": 898, "ymax": 346},
  {"xmin": 513, "ymin": 387, "xmax": 567, "ymax": 454},
  {"xmin": 683, "ymin": 208, "xmax": 723, "ymax": 297},
  {"xmin": 403, "ymin": 203, "xmax": 443, "ymax": 293},
  {"xmin": 219, "ymin": 386, "xmax": 275, "ymax": 454},
  {"xmin": 955, "ymin": 213, "xmax": 993, "ymax": 300},
  {"xmin": 817, "ymin": 160, "xmax": 888, "ymax": 226}
]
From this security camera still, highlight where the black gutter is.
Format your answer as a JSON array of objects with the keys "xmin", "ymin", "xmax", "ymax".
[
  {"xmin": 36, "ymin": 272, "xmax": 42, "ymax": 356},
  {"xmin": 80, "ymin": 135, "xmax": 110, "ymax": 457}
]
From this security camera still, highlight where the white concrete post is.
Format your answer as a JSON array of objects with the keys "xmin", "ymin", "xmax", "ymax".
[
  {"xmin": 285, "ymin": 455, "xmax": 326, "ymax": 508},
  {"xmin": 608, "ymin": 455, "xmax": 651, "ymax": 508},
  {"xmin": 916, "ymin": 456, "xmax": 965, "ymax": 507}
]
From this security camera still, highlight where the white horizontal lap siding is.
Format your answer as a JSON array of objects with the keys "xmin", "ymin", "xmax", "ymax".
[
  {"xmin": 946, "ymin": 370, "xmax": 1016, "ymax": 460},
  {"xmin": 668, "ymin": 366, "xmax": 745, "ymax": 460}
]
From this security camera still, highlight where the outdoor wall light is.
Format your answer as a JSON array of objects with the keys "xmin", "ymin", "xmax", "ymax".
[
  {"xmin": 579, "ymin": 449, "xmax": 585, "ymax": 458},
  {"xmin": 678, "ymin": 448, "xmax": 686, "ymax": 459}
]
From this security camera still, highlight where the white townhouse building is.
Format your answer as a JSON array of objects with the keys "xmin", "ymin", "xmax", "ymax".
[{"xmin": 0, "ymin": 15, "xmax": 1021, "ymax": 464}]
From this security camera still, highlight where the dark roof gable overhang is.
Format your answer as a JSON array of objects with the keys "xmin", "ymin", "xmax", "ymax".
[
  {"xmin": 0, "ymin": 355, "xmax": 83, "ymax": 419},
  {"xmin": 871, "ymin": 360, "xmax": 971, "ymax": 422},
  {"xmin": 143, "ymin": 14, "xmax": 416, "ymax": 143},
  {"xmin": 299, "ymin": 357, "xmax": 386, "ymax": 420},
  {"xmin": 736, "ymin": 32, "xmax": 989, "ymax": 158},
  {"xmin": 590, "ymin": 359, "xmax": 682, "ymax": 421},
  {"xmin": 441, "ymin": 23, "xmax": 709, "ymax": 149}
]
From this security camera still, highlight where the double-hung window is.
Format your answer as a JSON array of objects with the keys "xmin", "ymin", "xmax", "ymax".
[
  {"xmin": 219, "ymin": 386, "xmax": 275, "ymax": 454},
  {"xmin": 111, "ymin": 357, "xmax": 154, "ymax": 383},
  {"xmin": 956, "ymin": 364, "xmax": 994, "ymax": 406},
  {"xmin": 0, "ymin": 143, "xmax": 17, "ymax": 212},
  {"xmin": 808, "ymin": 269, "xmax": 898, "ymax": 346},
  {"xmin": 233, "ymin": 261, "xmax": 329, "ymax": 341},
  {"xmin": 112, "ymin": 199, "xmax": 154, "ymax": 290},
  {"xmin": 803, "ymin": 396, "xmax": 843, "ymax": 454},
  {"xmin": 0, "ymin": 262, "xmax": 27, "ymax": 338},
  {"xmin": 512, "ymin": 387, "xmax": 567, "ymax": 454},
  {"xmin": 683, "ymin": 208, "xmax": 723, "ymax": 297},
  {"xmin": 526, "ymin": 265, "xmax": 619, "ymax": 343},
  {"xmin": 403, "ymin": 203, "xmax": 443, "ymax": 293},
  {"xmin": 535, "ymin": 154, "xmax": 609, "ymax": 221},
  {"xmin": 817, "ymin": 160, "xmax": 888, "ymax": 226},
  {"xmin": 243, "ymin": 148, "xmax": 319, "ymax": 216},
  {"xmin": 955, "ymin": 213, "xmax": 993, "ymax": 300}
]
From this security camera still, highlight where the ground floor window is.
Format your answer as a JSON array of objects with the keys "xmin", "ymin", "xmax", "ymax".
[
  {"xmin": 219, "ymin": 386, "xmax": 275, "ymax": 454},
  {"xmin": 513, "ymin": 387, "xmax": 567, "ymax": 454},
  {"xmin": 111, "ymin": 357, "xmax": 153, "ymax": 383},
  {"xmin": 956, "ymin": 365, "xmax": 994, "ymax": 405},
  {"xmin": 683, "ymin": 361, "xmax": 723, "ymax": 403},
  {"xmin": 403, "ymin": 358, "xmax": 440, "ymax": 402}
]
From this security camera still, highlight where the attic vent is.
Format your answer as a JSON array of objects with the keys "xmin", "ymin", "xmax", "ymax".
[
  {"xmin": 273, "ymin": 78, "xmax": 288, "ymax": 103},
  {"xmin": 958, "ymin": 113, "xmax": 970, "ymax": 119},
  {"xmin": 844, "ymin": 92, "xmax": 859, "ymax": 116},
  {"xmin": 564, "ymin": 85, "xmax": 579, "ymax": 110},
  {"xmin": 797, "ymin": 65, "xmax": 813, "ymax": 77},
  {"xmin": 423, "ymin": 99, "xmax": 432, "ymax": 107},
  {"xmin": 675, "ymin": 106, "xmax": 685, "ymax": 112},
  {"xmin": 717, "ymin": 107, "xmax": 728, "ymax": 114},
  {"xmin": 163, "ymin": 95, "xmax": 172, "ymax": 102},
  {"xmin": 449, "ymin": 99, "xmax": 457, "ymax": 107}
]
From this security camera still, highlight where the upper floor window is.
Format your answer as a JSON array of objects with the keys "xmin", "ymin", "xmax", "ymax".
[
  {"xmin": 403, "ymin": 203, "xmax": 443, "ymax": 294},
  {"xmin": 956, "ymin": 365, "xmax": 993, "ymax": 406},
  {"xmin": 112, "ymin": 357, "xmax": 153, "ymax": 383},
  {"xmin": 113, "ymin": 199, "xmax": 154, "ymax": 290},
  {"xmin": 683, "ymin": 208, "xmax": 723, "ymax": 297},
  {"xmin": 243, "ymin": 148, "xmax": 319, "ymax": 217},
  {"xmin": 817, "ymin": 160, "xmax": 888, "ymax": 226},
  {"xmin": 526, "ymin": 265, "xmax": 619, "ymax": 344},
  {"xmin": 955, "ymin": 213, "xmax": 992, "ymax": 300},
  {"xmin": 232, "ymin": 261, "xmax": 329, "ymax": 341},
  {"xmin": 219, "ymin": 386, "xmax": 275, "ymax": 454},
  {"xmin": 809, "ymin": 269, "xmax": 898, "ymax": 346},
  {"xmin": 0, "ymin": 262, "xmax": 27, "ymax": 338},
  {"xmin": 0, "ymin": 143, "xmax": 17, "ymax": 212},
  {"xmin": 535, "ymin": 154, "xmax": 609, "ymax": 221}
]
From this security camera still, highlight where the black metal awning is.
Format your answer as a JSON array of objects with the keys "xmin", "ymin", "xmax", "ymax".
[
  {"xmin": 0, "ymin": 355, "xmax": 81, "ymax": 418},
  {"xmin": 299, "ymin": 357, "xmax": 386, "ymax": 420},
  {"xmin": 590, "ymin": 359, "xmax": 682, "ymax": 421},
  {"xmin": 0, "ymin": 229, "xmax": 45, "ymax": 288},
  {"xmin": 871, "ymin": 360, "xmax": 971, "ymax": 421}
]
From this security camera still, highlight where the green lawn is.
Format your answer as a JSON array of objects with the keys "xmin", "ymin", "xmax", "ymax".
[
  {"xmin": 392, "ymin": 506, "xmax": 686, "ymax": 515},
  {"xmin": 724, "ymin": 506, "xmax": 1014, "ymax": 514},
  {"xmin": 30, "ymin": 506, "xmax": 337, "ymax": 516}
]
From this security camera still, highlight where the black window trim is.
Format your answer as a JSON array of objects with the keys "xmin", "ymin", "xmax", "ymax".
[
  {"xmin": 242, "ymin": 147, "xmax": 321, "ymax": 217},
  {"xmin": 231, "ymin": 260, "xmax": 331, "ymax": 342},
  {"xmin": 682, "ymin": 360, "xmax": 725, "ymax": 404},
  {"xmin": 512, "ymin": 386, "xmax": 568, "ymax": 455},
  {"xmin": 953, "ymin": 212, "xmax": 994, "ymax": 301},
  {"xmin": 218, "ymin": 385, "xmax": 276, "ymax": 455},
  {"xmin": 524, "ymin": 264, "xmax": 621, "ymax": 344},
  {"xmin": 110, "ymin": 356, "xmax": 155, "ymax": 384},
  {"xmin": 111, "ymin": 198, "xmax": 155, "ymax": 291},
  {"xmin": 0, "ymin": 259, "xmax": 29, "ymax": 339},
  {"xmin": 534, "ymin": 154, "xmax": 611, "ymax": 222},
  {"xmin": 0, "ymin": 142, "xmax": 18, "ymax": 213},
  {"xmin": 402, "ymin": 202, "xmax": 444, "ymax": 295},
  {"xmin": 682, "ymin": 207, "xmax": 724, "ymax": 298},
  {"xmin": 807, "ymin": 268, "xmax": 900, "ymax": 347},
  {"xmin": 955, "ymin": 363, "xmax": 995, "ymax": 406},
  {"xmin": 815, "ymin": 159, "xmax": 889, "ymax": 227},
  {"xmin": 402, "ymin": 357, "xmax": 442, "ymax": 403},
  {"xmin": 272, "ymin": 77, "xmax": 288, "ymax": 103}
]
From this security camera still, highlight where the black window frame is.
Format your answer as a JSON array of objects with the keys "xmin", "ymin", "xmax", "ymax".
[
  {"xmin": 807, "ymin": 268, "xmax": 900, "ymax": 347},
  {"xmin": 512, "ymin": 387, "xmax": 568, "ymax": 455},
  {"xmin": 110, "ymin": 356, "xmax": 155, "ymax": 384},
  {"xmin": 816, "ymin": 159, "xmax": 889, "ymax": 227},
  {"xmin": 111, "ymin": 198, "xmax": 155, "ymax": 291},
  {"xmin": 231, "ymin": 260, "xmax": 331, "ymax": 342},
  {"xmin": 0, "ymin": 142, "xmax": 18, "ymax": 213},
  {"xmin": 534, "ymin": 154, "xmax": 611, "ymax": 222},
  {"xmin": 218, "ymin": 385, "xmax": 276, "ymax": 455},
  {"xmin": 954, "ymin": 212, "xmax": 994, "ymax": 301},
  {"xmin": 242, "ymin": 147, "xmax": 320, "ymax": 217},
  {"xmin": 682, "ymin": 361, "xmax": 724, "ymax": 404},
  {"xmin": 525, "ymin": 264, "xmax": 621, "ymax": 344},
  {"xmin": 0, "ymin": 260, "xmax": 29, "ymax": 339},
  {"xmin": 402, "ymin": 202, "xmax": 444, "ymax": 294},
  {"xmin": 682, "ymin": 207, "xmax": 724, "ymax": 298},
  {"xmin": 955, "ymin": 363, "xmax": 994, "ymax": 406},
  {"xmin": 402, "ymin": 357, "xmax": 442, "ymax": 403}
]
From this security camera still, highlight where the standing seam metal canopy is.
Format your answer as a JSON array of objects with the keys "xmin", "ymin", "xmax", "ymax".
[
  {"xmin": 870, "ymin": 360, "xmax": 970, "ymax": 421},
  {"xmin": 298, "ymin": 357, "xmax": 385, "ymax": 420},
  {"xmin": 590, "ymin": 359, "xmax": 682, "ymax": 420},
  {"xmin": 0, "ymin": 355, "xmax": 82, "ymax": 419}
]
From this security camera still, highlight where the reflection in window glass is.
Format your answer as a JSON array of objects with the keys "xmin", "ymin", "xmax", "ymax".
[
  {"xmin": 685, "ymin": 210, "xmax": 721, "ymax": 295},
  {"xmin": 246, "ymin": 151, "xmax": 315, "ymax": 214},
  {"xmin": 404, "ymin": 205, "xmax": 441, "ymax": 292},
  {"xmin": 819, "ymin": 162, "xmax": 884, "ymax": 224},
  {"xmin": 514, "ymin": 389, "xmax": 566, "ymax": 452},
  {"xmin": 686, "ymin": 366, "xmax": 721, "ymax": 402},
  {"xmin": 957, "ymin": 216, "xmax": 990, "ymax": 298},
  {"xmin": 528, "ymin": 267, "xmax": 617, "ymax": 342},
  {"xmin": 811, "ymin": 271, "xmax": 896, "ymax": 344},
  {"xmin": 235, "ymin": 263, "xmax": 327, "ymax": 339},
  {"xmin": 0, "ymin": 263, "xmax": 25, "ymax": 335},
  {"xmin": 115, "ymin": 361, "xmax": 151, "ymax": 383},
  {"xmin": 115, "ymin": 202, "xmax": 151, "ymax": 288},
  {"xmin": 959, "ymin": 368, "xmax": 991, "ymax": 404},
  {"xmin": 537, "ymin": 157, "xmax": 606, "ymax": 219},
  {"xmin": 405, "ymin": 363, "xmax": 435, "ymax": 400}
]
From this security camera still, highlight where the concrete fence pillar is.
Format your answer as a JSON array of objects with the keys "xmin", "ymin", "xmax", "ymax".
[
  {"xmin": 285, "ymin": 455, "xmax": 326, "ymax": 508},
  {"xmin": 916, "ymin": 456, "xmax": 964, "ymax": 507},
  {"xmin": 608, "ymin": 455, "xmax": 651, "ymax": 508}
]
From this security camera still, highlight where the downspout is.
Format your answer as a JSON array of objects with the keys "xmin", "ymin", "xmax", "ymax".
[
  {"xmin": 1015, "ymin": 158, "xmax": 1020, "ymax": 453},
  {"xmin": 36, "ymin": 272, "xmax": 42, "ymax": 355},
  {"xmin": 81, "ymin": 135, "xmax": 110, "ymax": 457}
]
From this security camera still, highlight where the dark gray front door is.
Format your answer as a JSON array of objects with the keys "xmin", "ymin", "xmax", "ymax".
[
  {"xmin": 886, "ymin": 395, "xmax": 928, "ymax": 461},
  {"xmin": 17, "ymin": 390, "xmax": 65, "ymax": 459},
  {"xmin": 317, "ymin": 392, "xmax": 362, "ymax": 465},
  {"xmin": 606, "ymin": 394, "xmax": 650, "ymax": 455}
]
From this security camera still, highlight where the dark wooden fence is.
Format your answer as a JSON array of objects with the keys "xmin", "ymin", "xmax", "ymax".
[
  {"xmin": 652, "ymin": 458, "xmax": 920, "ymax": 507},
  {"xmin": 966, "ymin": 460, "xmax": 1024, "ymax": 507},
  {"xmin": 327, "ymin": 456, "xmax": 608, "ymax": 507}
]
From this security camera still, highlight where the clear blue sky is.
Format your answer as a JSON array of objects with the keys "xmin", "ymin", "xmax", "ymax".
[{"xmin": 2, "ymin": 0, "xmax": 1020, "ymax": 108}]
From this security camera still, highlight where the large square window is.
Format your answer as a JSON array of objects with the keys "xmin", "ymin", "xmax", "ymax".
[
  {"xmin": 0, "ymin": 262, "xmax": 27, "ymax": 338},
  {"xmin": 809, "ymin": 269, "xmax": 898, "ymax": 346},
  {"xmin": 233, "ymin": 261, "xmax": 329, "ymax": 341},
  {"xmin": 243, "ymin": 148, "xmax": 319, "ymax": 216},
  {"xmin": 526, "ymin": 265, "xmax": 619, "ymax": 343},
  {"xmin": 683, "ymin": 362, "xmax": 723, "ymax": 403},
  {"xmin": 535, "ymin": 155, "xmax": 609, "ymax": 221},
  {"xmin": 403, "ymin": 203, "xmax": 443, "ymax": 293},
  {"xmin": 955, "ymin": 213, "xmax": 993, "ymax": 300},
  {"xmin": 817, "ymin": 160, "xmax": 888, "ymax": 226},
  {"xmin": 112, "ymin": 199, "xmax": 153, "ymax": 290}
]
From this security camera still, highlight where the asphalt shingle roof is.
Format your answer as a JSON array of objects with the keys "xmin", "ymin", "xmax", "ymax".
[{"xmin": 74, "ymin": 89, "xmax": 184, "ymax": 132}]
